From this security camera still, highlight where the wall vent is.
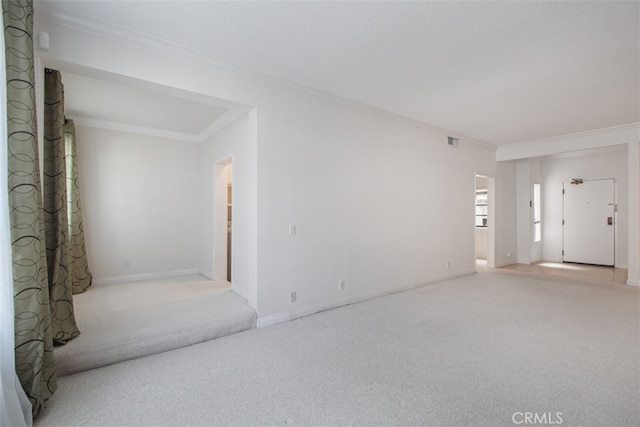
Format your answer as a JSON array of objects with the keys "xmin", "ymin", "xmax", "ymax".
[{"xmin": 447, "ymin": 136, "xmax": 459, "ymax": 147}]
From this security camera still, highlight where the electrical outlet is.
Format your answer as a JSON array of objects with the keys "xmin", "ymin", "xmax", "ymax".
[
  {"xmin": 507, "ymin": 251, "xmax": 511, "ymax": 258},
  {"xmin": 123, "ymin": 259, "xmax": 131, "ymax": 268},
  {"xmin": 289, "ymin": 225, "xmax": 296, "ymax": 236},
  {"xmin": 446, "ymin": 261, "xmax": 451, "ymax": 269},
  {"xmin": 338, "ymin": 280, "xmax": 345, "ymax": 291},
  {"xmin": 290, "ymin": 291, "xmax": 297, "ymax": 302}
]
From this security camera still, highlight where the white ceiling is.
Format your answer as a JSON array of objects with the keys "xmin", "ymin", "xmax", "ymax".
[
  {"xmin": 41, "ymin": 1, "xmax": 639, "ymax": 146},
  {"xmin": 62, "ymin": 71, "xmax": 229, "ymax": 137}
]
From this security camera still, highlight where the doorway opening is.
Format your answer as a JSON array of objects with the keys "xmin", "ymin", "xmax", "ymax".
[
  {"xmin": 475, "ymin": 174, "xmax": 496, "ymax": 270},
  {"xmin": 475, "ymin": 175, "xmax": 488, "ymax": 268},
  {"xmin": 214, "ymin": 157, "xmax": 233, "ymax": 283},
  {"xmin": 226, "ymin": 164, "xmax": 233, "ymax": 282}
]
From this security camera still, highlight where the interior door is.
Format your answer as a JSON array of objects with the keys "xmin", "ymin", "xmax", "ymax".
[{"xmin": 563, "ymin": 179, "xmax": 615, "ymax": 266}]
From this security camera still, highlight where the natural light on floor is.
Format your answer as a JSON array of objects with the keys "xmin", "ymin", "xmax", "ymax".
[{"xmin": 537, "ymin": 262, "xmax": 586, "ymax": 271}]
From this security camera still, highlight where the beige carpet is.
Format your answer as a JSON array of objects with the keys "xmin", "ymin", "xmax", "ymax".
[
  {"xmin": 54, "ymin": 275, "xmax": 256, "ymax": 376},
  {"xmin": 39, "ymin": 268, "xmax": 639, "ymax": 426}
]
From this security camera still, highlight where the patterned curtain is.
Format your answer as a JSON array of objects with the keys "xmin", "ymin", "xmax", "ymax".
[
  {"xmin": 63, "ymin": 119, "xmax": 92, "ymax": 294},
  {"xmin": 3, "ymin": 0, "xmax": 57, "ymax": 417},
  {"xmin": 43, "ymin": 69, "xmax": 82, "ymax": 343}
]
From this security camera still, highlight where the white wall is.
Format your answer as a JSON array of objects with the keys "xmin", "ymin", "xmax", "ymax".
[
  {"xmin": 476, "ymin": 228, "xmax": 487, "ymax": 260},
  {"xmin": 542, "ymin": 147, "xmax": 628, "ymax": 267},
  {"xmin": 199, "ymin": 113, "xmax": 251, "ymax": 298},
  {"xmin": 76, "ymin": 125, "xmax": 201, "ymax": 283},
  {"xmin": 38, "ymin": 16, "xmax": 519, "ymax": 322},
  {"xmin": 628, "ymin": 142, "xmax": 640, "ymax": 285},
  {"xmin": 530, "ymin": 158, "xmax": 543, "ymax": 263},
  {"xmin": 494, "ymin": 161, "xmax": 518, "ymax": 267},
  {"xmin": 516, "ymin": 158, "xmax": 543, "ymax": 265},
  {"xmin": 516, "ymin": 159, "xmax": 531, "ymax": 264},
  {"xmin": 256, "ymin": 95, "xmax": 502, "ymax": 319}
]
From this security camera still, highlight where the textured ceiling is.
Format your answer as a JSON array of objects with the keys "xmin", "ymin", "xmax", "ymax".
[{"xmin": 41, "ymin": 1, "xmax": 639, "ymax": 146}]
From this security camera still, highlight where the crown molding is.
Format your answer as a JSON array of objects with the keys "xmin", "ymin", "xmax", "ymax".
[
  {"xmin": 496, "ymin": 123, "xmax": 640, "ymax": 161},
  {"xmin": 70, "ymin": 116, "xmax": 202, "ymax": 143},
  {"xmin": 35, "ymin": 5, "xmax": 497, "ymax": 151},
  {"xmin": 71, "ymin": 111, "xmax": 246, "ymax": 143},
  {"xmin": 545, "ymin": 144, "xmax": 627, "ymax": 160},
  {"xmin": 504, "ymin": 122, "xmax": 640, "ymax": 149},
  {"xmin": 198, "ymin": 110, "xmax": 244, "ymax": 142},
  {"xmin": 35, "ymin": 5, "xmax": 254, "ymax": 78}
]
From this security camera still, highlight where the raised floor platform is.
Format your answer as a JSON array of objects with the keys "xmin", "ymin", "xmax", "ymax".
[{"xmin": 55, "ymin": 275, "xmax": 256, "ymax": 377}]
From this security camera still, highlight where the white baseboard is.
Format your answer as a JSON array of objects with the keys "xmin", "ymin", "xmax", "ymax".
[
  {"xmin": 257, "ymin": 270, "xmax": 475, "ymax": 328},
  {"xmin": 199, "ymin": 269, "xmax": 214, "ymax": 280},
  {"xmin": 257, "ymin": 313, "xmax": 290, "ymax": 328},
  {"xmin": 626, "ymin": 280, "xmax": 640, "ymax": 287},
  {"xmin": 93, "ymin": 268, "xmax": 201, "ymax": 286}
]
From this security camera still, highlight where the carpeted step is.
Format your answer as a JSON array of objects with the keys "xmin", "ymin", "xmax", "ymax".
[{"xmin": 55, "ymin": 291, "xmax": 256, "ymax": 376}]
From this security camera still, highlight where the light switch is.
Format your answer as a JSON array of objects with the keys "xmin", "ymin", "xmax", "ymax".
[{"xmin": 289, "ymin": 225, "xmax": 296, "ymax": 236}]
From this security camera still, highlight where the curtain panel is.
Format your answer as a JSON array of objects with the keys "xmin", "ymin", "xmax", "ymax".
[
  {"xmin": 0, "ymin": 1, "xmax": 32, "ymax": 424},
  {"xmin": 3, "ymin": 0, "xmax": 56, "ymax": 417},
  {"xmin": 43, "ymin": 69, "xmax": 81, "ymax": 343},
  {"xmin": 63, "ymin": 119, "xmax": 92, "ymax": 294}
]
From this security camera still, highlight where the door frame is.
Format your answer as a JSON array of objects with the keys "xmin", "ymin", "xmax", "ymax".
[
  {"xmin": 213, "ymin": 156, "xmax": 233, "ymax": 282},
  {"xmin": 474, "ymin": 174, "xmax": 496, "ymax": 269}
]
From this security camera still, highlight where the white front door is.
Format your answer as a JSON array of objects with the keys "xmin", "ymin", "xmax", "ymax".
[{"xmin": 563, "ymin": 179, "xmax": 615, "ymax": 266}]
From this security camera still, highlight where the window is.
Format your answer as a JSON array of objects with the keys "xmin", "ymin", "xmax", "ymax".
[
  {"xmin": 476, "ymin": 189, "xmax": 488, "ymax": 228},
  {"xmin": 533, "ymin": 183, "xmax": 541, "ymax": 242}
]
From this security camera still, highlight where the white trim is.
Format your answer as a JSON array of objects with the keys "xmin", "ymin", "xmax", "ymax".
[
  {"xmin": 199, "ymin": 269, "xmax": 214, "ymax": 280},
  {"xmin": 257, "ymin": 313, "xmax": 290, "ymax": 328},
  {"xmin": 506, "ymin": 122, "xmax": 639, "ymax": 149},
  {"xmin": 545, "ymin": 144, "xmax": 627, "ymax": 160},
  {"xmin": 627, "ymin": 141, "xmax": 640, "ymax": 286},
  {"xmin": 198, "ymin": 110, "xmax": 244, "ymax": 142},
  {"xmin": 93, "ymin": 268, "xmax": 200, "ymax": 286},
  {"xmin": 213, "ymin": 156, "xmax": 233, "ymax": 295},
  {"xmin": 246, "ymin": 109, "xmax": 259, "ymax": 310},
  {"xmin": 35, "ymin": 7, "xmax": 258, "ymax": 81},
  {"xmin": 496, "ymin": 123, "xmax": 640, "ymax": 161},
  {"xmin": 257, "ymin": 270, "xmax": 475, "ymax": 328},
  {"xmin": 71, "ymin": 113, "xmax": 248, "ymax": 143},
  {"xmin": 35, "ymin": 7, "xmax": 496, "ymax": 152},
  {"xmin": 71, "ymin": 116, "xmax": 201, "ymax": 142}
]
